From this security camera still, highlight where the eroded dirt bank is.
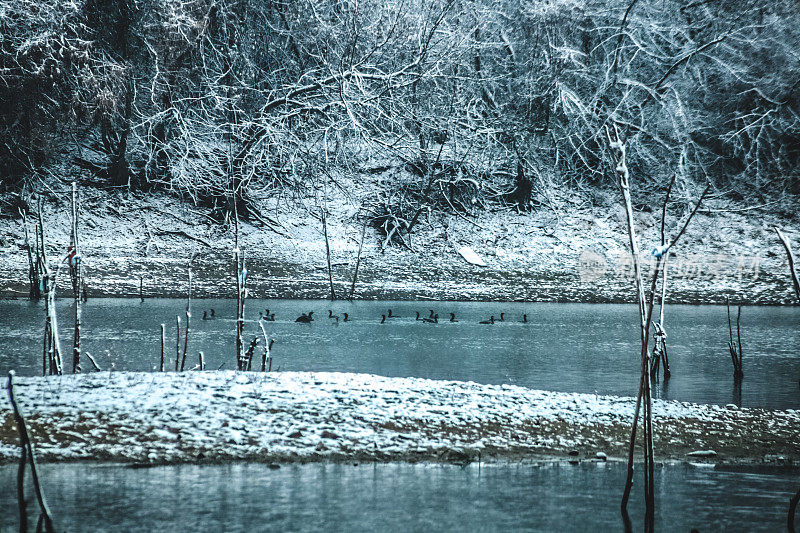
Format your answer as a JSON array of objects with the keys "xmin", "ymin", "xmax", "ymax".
[{"xmin": 1, "ymin": 372, "xmax": 797, "ymax": 465}]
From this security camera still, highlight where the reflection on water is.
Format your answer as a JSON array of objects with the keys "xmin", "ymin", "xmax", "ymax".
[
  {"xmin": 0, "ymin": 299, "xmax": 798, "ymax": 408},
  {"xmin": 0, "ymin": 462, "xmax": 796, "ymax": 532}
]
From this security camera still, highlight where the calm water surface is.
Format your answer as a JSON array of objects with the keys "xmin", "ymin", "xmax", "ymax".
[
  {"xmin": 0, "ymin": 299, "xmax": 798, "ymax": 408},
  {"xmin": 0, "ymin": 462, "xmax": 796, "ymax": 532}
]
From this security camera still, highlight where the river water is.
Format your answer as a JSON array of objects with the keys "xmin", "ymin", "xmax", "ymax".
[
  {"xmin": 0, "ymin": 461, "xmax": 797, "ymax": 532},
  {"xmin": 1, "ymin": 299, "xmax": 798, "ymax": 408}
]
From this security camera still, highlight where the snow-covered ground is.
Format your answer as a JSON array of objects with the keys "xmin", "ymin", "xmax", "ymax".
[{"xmin": 1, "ymin": 371, "xmax": 797, "ymax": 464}]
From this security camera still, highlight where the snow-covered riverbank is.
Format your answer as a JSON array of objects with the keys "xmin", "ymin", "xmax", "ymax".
[
  {"xmin": 0, "ymin": 187, "xmax": 798, "ymax": 303},
  {"xmin": 1, "ymin": 372, "xmax": 797, "ymax": 465}
]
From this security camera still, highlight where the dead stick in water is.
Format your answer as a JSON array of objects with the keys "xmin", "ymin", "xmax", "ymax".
[
  {"xmin": 259, "ymin": 319, "xmax": 270, "ymax": 372},
  {"xmin": 180, "ymin": 257, "xmax": 194, "ymax": 371},
  {"xmin": 790, "ymin": 486, "xmax": 800, "ymax": 530},
  {"xmin": 180, "ymin": 310, "xmax": 190, "ymax": 371},
  {"xmin": 160, "ymin": 324, "xmax": 165, "ymax": 372},
  {"xmin": 267, "ymin": 339, "xmax": 274, "ymax": 372},
  {"xmin": 234, "ymin": 247, "xmax": 244, "ymax": 369},
  {"xmin": 175, "ymin": 315, "xmax": 181, "ymax": 371},
  {"xmin": 70, "ymin": 182, "xmax": 82, "ymax": 374},
  {"xmin": 608, "ymin": 127, "xmax": 708, "ymax": 528},
  {"xmin": 10, "ymin": 371, "xmax": 29, "ymax": 532},
  {"xmin": 7, "ymin": 371, "xmax": 56, "ymax": 532},
  {"xmin": 16, "ymin": 420, "xmax": 28, "ymax": 532},
  {"xmin": 726, "ymin": 298, "xmax": 742, "ymax": 378},
  {"xmin": 736, "ymin": 305, "xmax": 743, "ymax": 378},
  {"xmin": 198, "ymin": 351, "xmax": 205, "ymax": 371}
]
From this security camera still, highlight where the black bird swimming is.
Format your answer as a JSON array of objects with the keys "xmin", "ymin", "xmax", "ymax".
[
  {"xmin": 499, "ymin": 313, "xmax": 505, "ymax": 322},
  {"xmin": 380, "ymin": 314, "xmax": 386, "ymax": 324},
  {"xmin": 428, "ymin": 309, "xmax": 435, "ymax": 319},
  {"xmin": 479, "ymin": 316, "xmax": 495, "ymax": 324},
  {"xmin": 295, "ymin": 311, "xmax": 314, "ymax": 323},
  {"xmin": 328, "ymin": 310, "xmax": 340, "ymax": 321},
  {"xmin": 210, "ymin": 309, "xmax": 215, "ymax": 318},
  {"xmin": 388, "ymin": 309, "xmax": 400, "ymax": 318},
  {"xmin": 343, "ymin": 313, "xmax": 349, "ymax": 322},
  {"xmin": 423, "ymin": 313, "xmax": 438, "ymax": 324},
  {"xmin": 449, "ymin": 313, "xmax": 458, "ymax": 323},
  {"xmin": 202, "ymin": 311, "xmax": 210, "ymax": 320},
  {"xmin": 522, "ymin": 314, "xmax": 528, "ymax": 323}
]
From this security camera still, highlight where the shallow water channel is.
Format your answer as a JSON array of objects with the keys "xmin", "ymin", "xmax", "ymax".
[
  {"xmin": 1, "ymin": 299, "xmax": 799, "ymax": 408},
  {"xmin": 1, "ymin": 461, "xmax": 797, "ymax": 532}
]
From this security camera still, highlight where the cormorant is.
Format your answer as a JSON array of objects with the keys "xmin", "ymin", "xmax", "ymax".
[{"xmin": 295, "ymin": 311, "xmax": 314, "ymax": 323}]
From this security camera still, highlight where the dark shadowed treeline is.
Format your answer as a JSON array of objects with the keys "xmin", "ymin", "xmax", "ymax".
[{"xmin": 1, "ymin": 0, "xmax": 798, "ymax": 220}]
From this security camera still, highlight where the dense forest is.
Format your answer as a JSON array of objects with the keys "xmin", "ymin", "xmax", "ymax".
[{"xmin": 2, "ymin": 0, "xmax": 799, "ymax": 225}]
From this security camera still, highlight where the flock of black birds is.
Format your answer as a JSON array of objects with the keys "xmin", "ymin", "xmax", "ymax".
[
  {"xmin": 294, "ymin": 309, "xmax": 529, "ymax": 324},
  {"xmin": 200, "ymin": 307, "xmax": 530, "ymax": 325}
]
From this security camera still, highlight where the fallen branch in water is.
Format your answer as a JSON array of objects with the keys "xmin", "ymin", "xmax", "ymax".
[{"xmin": 84, "ymin": 352, "xmax": 102, "ymax": 371}]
